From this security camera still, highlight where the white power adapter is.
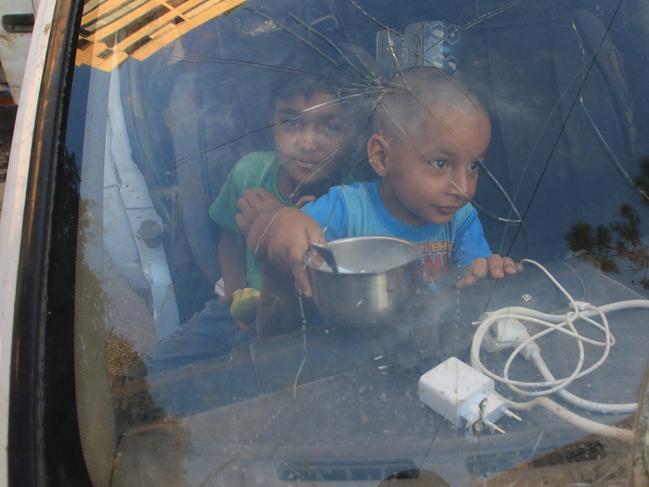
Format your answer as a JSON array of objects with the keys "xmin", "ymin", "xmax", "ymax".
[{"xmin": 418, "ymin": 357, "xmax": 521, "ymax": 434}]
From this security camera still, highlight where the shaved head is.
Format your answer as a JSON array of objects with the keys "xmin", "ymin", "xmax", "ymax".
[{"xmin": 374, "ymin": 67, "xmax": 487, "ymax": 139}]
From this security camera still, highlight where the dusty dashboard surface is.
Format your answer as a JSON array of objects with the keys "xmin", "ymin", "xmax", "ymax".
[
  {"xmin": 109, "ymin": 262, "xmax": 648, "ymax": 485},
  {"xmin": 58, "ymin": 0, "xmax": 649, "ymax": 485}
]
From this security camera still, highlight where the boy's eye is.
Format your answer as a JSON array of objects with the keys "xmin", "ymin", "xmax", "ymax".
[
  {"xmin": 319, "ymin": 118, "xmax": 345, "ymax": 136},
  {"xmin": 282, "ymin": 118, "xmax": 301, "ymax": 128},
  {"xmin": 468, "ymin": 161, "xmax": 480, "ymax": 173},
  {"xmin": 324, "ymin": 121, "xmax": 343, "ymax": 134},
  {"xmin": 429, "ymin": 159, "xmax": 448, "ymax": 169}
]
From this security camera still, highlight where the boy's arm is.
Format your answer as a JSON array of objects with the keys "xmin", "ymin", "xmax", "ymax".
[
  {"xmin": 210, "ymin": 159, "xmax": 250, "ymax": 299},
  {"xmin": 218, "ymin": 230, "xmax": 248, "ymax": 301},
  {"xmin": 240, "ymin": 186, "xmax": 347, "ymax": 296},
  {"xmin": 245, "ymin": 206, "xmax": 325, "ymax": 297},
  {"xmin": 234, "ymin": 191, "xmax": 324, "ymax": 337}
]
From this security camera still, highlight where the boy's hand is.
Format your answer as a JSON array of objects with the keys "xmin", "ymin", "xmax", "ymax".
[
  {"xmin": 236, "ymin": 189, "xmax": 282, "ymax": 237},
  {"xmin": 235, "ymin": 190, "xmax": 316, "ymax": 237},
  {"xmin": 456, "ymin": 254, "xmax": 522, "ymax": 288},
  {"xmin": 246, "ymin": 206, "xmax": 324, "ymax": 297}
]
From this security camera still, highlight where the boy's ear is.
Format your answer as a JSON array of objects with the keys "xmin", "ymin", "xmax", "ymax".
[{"xmin": 367, "ymin": 133, "xmax": 390, "ymax": 177}]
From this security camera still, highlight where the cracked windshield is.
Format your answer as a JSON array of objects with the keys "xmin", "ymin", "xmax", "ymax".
[{"xmin": 63, "ymin": 0, "xmax": 649, "ymax": 484}]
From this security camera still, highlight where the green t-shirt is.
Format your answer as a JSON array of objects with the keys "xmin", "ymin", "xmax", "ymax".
[
  {"xmin": 209, "ymin": 151, "xmax": 286, "ymax": 290},
  {"xmin": 209, "ymin": 150, "xmax": 369, "ymax": 289}
]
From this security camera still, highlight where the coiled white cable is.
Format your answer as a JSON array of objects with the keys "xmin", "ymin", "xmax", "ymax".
[{"xmin": 469, "ymin": 258, "xmax": 649, "ymax": 441}]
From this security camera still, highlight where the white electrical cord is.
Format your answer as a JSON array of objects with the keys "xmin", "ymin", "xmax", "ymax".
[
  {"xmin": 470, "ymin": 258, "xmax": 649, "ymax": 441},
  {"xmin": 507, "ymin": 397, "xmax": 634, "ymax": 443}
]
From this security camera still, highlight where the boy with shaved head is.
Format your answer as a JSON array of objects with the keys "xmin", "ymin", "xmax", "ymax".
[{"xmin": 240, "ymin": 67, "xmax": 521, "ymax": 334}]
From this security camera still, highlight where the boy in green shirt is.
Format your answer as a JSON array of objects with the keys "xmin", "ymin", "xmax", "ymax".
[{"xmin": 209, "ymin": 53, "xmax": 371, "ymax": 318}]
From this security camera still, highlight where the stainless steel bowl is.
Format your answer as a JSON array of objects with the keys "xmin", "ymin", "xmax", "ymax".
[{"xmin": 306, "ymin": 236, "xmax": 423, "ymax": 327}]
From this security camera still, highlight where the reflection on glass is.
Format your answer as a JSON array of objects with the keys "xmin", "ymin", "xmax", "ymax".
[
  {"xmin": 566, "ymin": 157, "xmax": 649, "ymax": 291},
  {"xmin": 75, "ymin": 0, "xmax": 247, "ymax": 71}
]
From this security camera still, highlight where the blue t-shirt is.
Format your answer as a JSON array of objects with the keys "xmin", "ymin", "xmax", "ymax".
[{"xmin": 302, "ymin": 181, "xmax": 491, "ymax": 283}]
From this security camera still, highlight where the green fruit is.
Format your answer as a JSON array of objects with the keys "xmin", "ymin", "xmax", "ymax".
[{"xmin": 230, "ymin": 288, "xmax": 260, "ymax": 323}]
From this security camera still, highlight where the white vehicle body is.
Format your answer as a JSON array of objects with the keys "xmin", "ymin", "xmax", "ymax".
[
  {"xmin": 0, "ymin": 0, "xmax": 54, "ymax": 482},
  {"xmin": 0, "ymin": 0, "xmax": 37, "ymax": 102}
]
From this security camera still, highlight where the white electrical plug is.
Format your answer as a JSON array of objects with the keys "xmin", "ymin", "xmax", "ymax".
[
  {"xmin": 480, "ymin": 313, "xmax": 540, "ymax": 359},
  {"xmin": 418, "ymin": 357, "xmax": 521, "ymax": 434}
]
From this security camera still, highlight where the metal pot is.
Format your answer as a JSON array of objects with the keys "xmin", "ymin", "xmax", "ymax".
[{"xmin": 306, "ymin": 236, "xmax": 423, "ymax": 327}]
